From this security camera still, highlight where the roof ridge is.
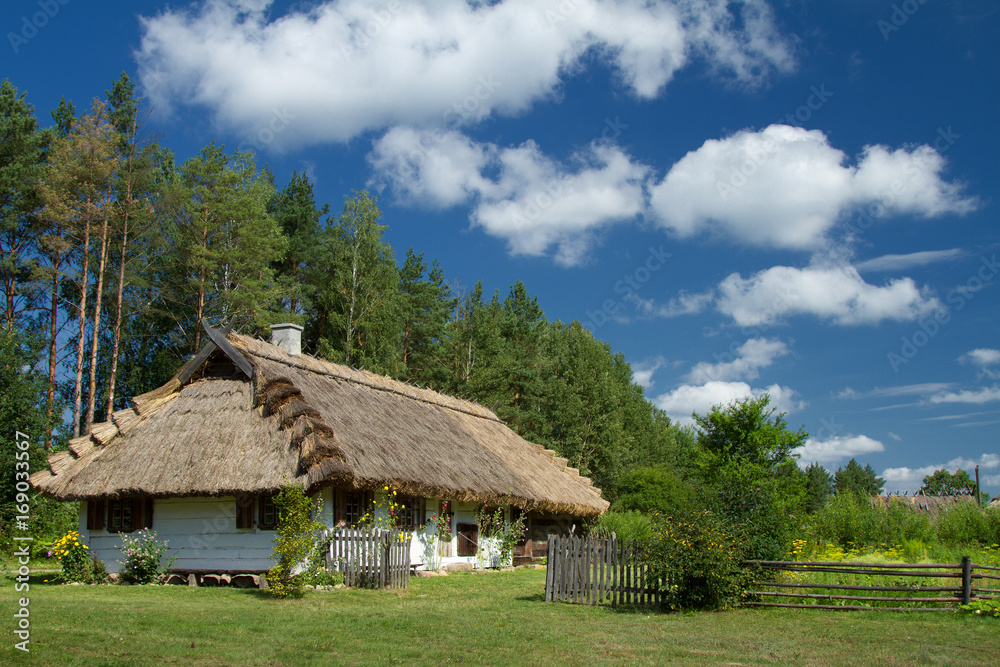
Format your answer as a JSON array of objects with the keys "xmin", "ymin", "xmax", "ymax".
[{"xmin": 242, "ymin": 346, "xmax": 508, "ymax": 425}]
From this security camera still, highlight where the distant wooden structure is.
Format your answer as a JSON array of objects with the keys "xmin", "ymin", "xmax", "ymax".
[{"xmin": 869, "ymin": 493, "xmax": 977, "ymax": 516}]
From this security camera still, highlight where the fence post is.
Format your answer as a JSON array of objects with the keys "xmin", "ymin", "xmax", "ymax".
[
  {"xmin": 961, "ymin": 556, "xmax": 972, "ymax": 605},
  {"xmin": 545, "ymin": 534, "xmax": 555, "ymax": 602}
]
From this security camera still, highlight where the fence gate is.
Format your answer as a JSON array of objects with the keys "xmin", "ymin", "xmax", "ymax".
[
  {"xmin": 545, "ymin": 534, "xmax": 660, "ymax": 606},
  {"xmin": 326, "ymin": 528, "xmax": 410, "ymax": 589}
]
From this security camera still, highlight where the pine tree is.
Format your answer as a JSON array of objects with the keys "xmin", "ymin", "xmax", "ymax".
[{"xmin": 398, "ymin": 248, "xmax": 456, "ymax": 387}]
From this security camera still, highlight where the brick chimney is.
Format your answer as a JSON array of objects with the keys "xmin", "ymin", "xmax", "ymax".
[{"xmin": 269, "ymin": 323, "xmax": 303, "ymax": 356}]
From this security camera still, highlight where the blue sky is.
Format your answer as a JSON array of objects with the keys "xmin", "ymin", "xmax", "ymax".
[{"xmin": 4, "ymin": 0, "xmax": 999, "ymax": 494}]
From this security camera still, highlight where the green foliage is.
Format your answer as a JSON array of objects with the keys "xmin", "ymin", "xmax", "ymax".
[
  {"xmin": 809, "ymin": 492, "xmax": 933, "ymax": 548},
  {"xmin": 611, "ymin": 467, "xmax": 697, "ymax": 516},
  {"xmin": 0, "ymin": 327, "xmax": 58, "ymax": 544},
  {"xmin": 308, "ymin": 190, "xmax": 401, "ymax": 373},
  {"xmin": 476, "ymin": 502, "xmax": 526, "ymax": 568},
  {"xmin": 117, "ymin": 529, "xmax": 175, "ymax": 584},
  {"xmin": 935, "ymin": 502, "xmax": 1000, "ymax": 546},
  {"xmin": 51, "ymin": 530, "xmax": 92, "ymax": 583},
  {"xmin": 803, "ymin": 462, "xmax": 834, "ymax": 514},
  {"xmin": 920, "ymin": 468, "xmax": 987, "ymax": 503},
  {"xmin": 270, "ymin": 170, "xmax": 328, "ymax": 316},
  {"xmin": 399, "ymin": 248, "xmax": 457, "ymax": 386},
  {"xmin": 643, "ymin": 510, "xmax": 750, "ymax": 611},
  {"xmin": 957, "ymin": 599, "xmax": 1000, "ymax": 619},
  {"xmin": 834, "ymin": 458, "xmax": 885, "ymax": 497},
  {"xmin": 267, "ymin": 485, "xmax": 324, "ymax": 598},
  {"xmin": 693, "ymin": 393, "xmax": 807, "ymax": 479},
  {"xmin": 590, "ymin": 510, "xmax": 652, "ymax": 541},
  {"xmin": 691, "ymin": 395, "xmax": 808, "ymax": 561}
]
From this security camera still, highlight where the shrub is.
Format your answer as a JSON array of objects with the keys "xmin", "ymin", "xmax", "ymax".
[
  {"xmin": 117, "ymin": 529, "xmax": 175, "ymax": 584},
  {"xmin": 51, "ymin": 530, "xmax": 91, "ymax": 583},
  {"xmin": 810, "ymin": 493, "xmax": 932, "ymax": 549},
  {"xmin": 590, "ymin": 510, "xmax": 652, "ymax": 541},
  {"xmin": 611, "ymin": 467, "xmax": 697, "ymax": 516},
  {"xmin": 936, "ymin": 502, "xmax": 1000, "ymax": 546},
  {"xmin": 643, "ymin": 510, "xmax": 750, "ymax": 611},
  {"xmin": 267, "ymin": 485, "xmax": 324, "ymax": 598}
]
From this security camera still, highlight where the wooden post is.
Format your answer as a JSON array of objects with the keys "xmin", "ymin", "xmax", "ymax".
[
  {"xmin": 961, "ymin": 556, "xmax": 972, "ymax": 605},
  {"xmin": 545, "ymin": 535, "xmax": 555, "ymax": 602}
]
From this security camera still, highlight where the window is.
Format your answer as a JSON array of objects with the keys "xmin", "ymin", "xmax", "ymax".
[
  {"xmin": 258, "ymin": 494, "xmax": 278, "ymax": 530},
  {"xmin": 395, "ymin": 496, "xmax": 425, "ymax": 530},
  {"xmin": 235, "ymin": 495, "xmax": 254, "ymax": 529},
  {"xmin": 105, "ymin": 498, "xmax": 152, "ymax": 533},
  {"xmin": 86, "ymin": 499, "xmax": 105, "ymax": 531},
  {"xmin": 344, "ymin": 492, "xmax": 363, "ymax": 527}
]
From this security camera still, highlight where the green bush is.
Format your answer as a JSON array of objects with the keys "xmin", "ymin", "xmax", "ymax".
[
  {"xmin": 51, "ymin": 530, "xmax": 91, "ymax": 583},
  {"xmin": 611, "ymin": 467, "xmax": 698, "ymax": 516},
  {"xmin": 810, "ymin": 493, "xmax": 932, "ymax": 549},
  {"xmin": 590, "ymin": 510, "xmax": 653, "ymax": 541},
  {"xmin": 117, "ymin": 529, "xmax": 175, "ymax": 584},
  {"xmin": 935, "ymin": 503, "xmax": 1000, "ymax": 546},
  {"xmin": 266, "ymin": 485, "xmax": 324, "ymax": 598},
  {"xmin": 642, "ymin": 510, "xmax": 750, "ymax": 612},
  {"xmin": 708, "ymin": 461, "xmax": 797, "ymax": 561}
]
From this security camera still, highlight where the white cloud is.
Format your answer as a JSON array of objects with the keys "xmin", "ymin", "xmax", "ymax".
[
  {"xmin": 887, "ymin": 432, "xmax": 902, "ymax": 441},
  {"xmin": 798, "ymin": 435, "xmax": 885, "ymax": 467},
  {"xmin": 865, "ymin": 383, "xmax": 955, "ymax": 398},
  {"xmin": 928, "ymin": 385, "xmax": 1000, "ymax": 405},
  {"xmin": 882, "ymin": 454, "xmax": 1000, "ymax": 493},
  {"xmin": 685, "ymin": 337, "xmax": 788, "ymax": 383},
  {"xmin": 652, "ymin": 380, "xmax": 802, "ymax": 425},
  {"xmin": 369, "ymin": 128, "xmax": 651, "ymax": 265},
  {"xmin": 855, "ymin": 248, "xmax": 963, "ymax": 273},
  {"xmin": 632, "ymin": 356, "xmax": 667, "ymax": 390},
  {"xmin": 715, "ymin": 260, "xmax": 942, "ymax": 326},
  {"xmin": 960, "ymin": 348, "xmax": 1000, "ymax": 368},
  {"xmin": 648, "ymin": 125, "xmax": 977, "ymax": 250},
  {"xmin": 633, "ymin": 289, "xmax": 715, "ymax": 318},
  {"xmin": 136, "ymin": 0, "xmax": 794, "ymax": 148}
]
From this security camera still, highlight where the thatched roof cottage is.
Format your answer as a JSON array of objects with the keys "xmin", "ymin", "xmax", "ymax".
[{"xmin": 32, "ymin": 322, "xmax": 608, "ymax": 574}]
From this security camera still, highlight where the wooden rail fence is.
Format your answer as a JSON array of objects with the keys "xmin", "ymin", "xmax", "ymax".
[
  {"xmin": 545, "ymin": 534, "xmax": 661, "ymax": 606},
  {"xmin": 325, "ymin": 528, "xmax": 410, "ymax": 589},
  {"xmin": 744, "ymin": 557, "xmax": 1000, "ymax": 611}
]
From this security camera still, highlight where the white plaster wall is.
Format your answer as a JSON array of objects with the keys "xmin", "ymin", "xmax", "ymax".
[{"xmin": 81, "ymin": 496, "xmax": 280, "ymax": 573}]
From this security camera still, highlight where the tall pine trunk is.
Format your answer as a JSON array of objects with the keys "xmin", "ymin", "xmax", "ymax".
[
  {"xmin": 85, "ymin": 199, "xmax": 110, "ymax": 434},
  {"xmin": 72, "ymin": 201, "xmax": 92, "ymax": 438},
  {"xmin": 45, "ymin": 225, "xmax": 63, "ymax": 451}
]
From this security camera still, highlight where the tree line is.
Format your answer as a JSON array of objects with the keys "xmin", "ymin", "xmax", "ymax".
[{"xmin": 0, "ymin": 74, "xmax": 691, "ymax": 514}]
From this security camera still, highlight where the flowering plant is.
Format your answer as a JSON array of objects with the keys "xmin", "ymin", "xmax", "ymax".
[
  {"xmin": 51, "ymin": 530, "xmax": 91, "ymax": 583},
  {"xmin": 430, "ymin": 501, "xmax": 453, "ymax": 542},
  {"xmin": 117, "ymin": 529, "xmax": 175, "ymax": 584}
]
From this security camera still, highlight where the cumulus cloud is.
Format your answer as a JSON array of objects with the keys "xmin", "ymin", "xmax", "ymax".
[
  {"xmin": 136, "ymin": 0, "xmax": 794, "ymax": 147},
  {"xmin": 959, "ymin": 349, "xmax": 1000, "ymax": 380},
  {"xmin": 928, "ymin": 386, "xmax": 1000, "ymax": 405},
  {"xmin": 369, "ymin": 128, "xmax": 650, "ymax": 265},
  {"xmin": 648, "ymin": 125, "xmax": 977, "ymax": 250},
  {"xmin": 882, "ymin": 453, "xmax": 1000, "ymax": 493},
  {"xmin": 715, "ymin": 260, "xmax": 942, "ymax": 327},
  {"xmin": 685, "ymin": 337, "xmax": 788, "ymax": 383},
  {"xmin": 855, "ymin": 248, "xmax": 963, "ymax": 273},
  {"xmin": 798, "ymin": 435, "xmax": 885, "ymax": 467},
  {"xmin": 652, "ymin": 380, "xmax": 802, "ymax": 425},
  {"xmin": 632, "ymin": 356, "xmax": 668, "ymax": 390}
]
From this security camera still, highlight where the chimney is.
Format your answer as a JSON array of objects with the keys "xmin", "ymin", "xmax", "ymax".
[{"xmin": 269, "ymin": 323, "xmax": 303, "ymax": 356}]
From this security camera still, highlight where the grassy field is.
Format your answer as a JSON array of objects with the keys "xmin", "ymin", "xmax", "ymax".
[{"xmin": 2, "ymin": 568, "xmax": 997, "ymax": 666}]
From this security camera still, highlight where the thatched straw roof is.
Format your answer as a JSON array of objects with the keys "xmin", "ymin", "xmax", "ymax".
[
  {"xmin": 869, "ymin": 493, "xmax": 978, "ymax": 515},
  {"xmin": 32, "ymin": 327, "xmax": 609, "ymax": 517}
]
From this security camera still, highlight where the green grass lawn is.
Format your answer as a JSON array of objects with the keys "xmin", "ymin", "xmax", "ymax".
[{"xmin": 2, "ymin": 568, "xmax": 997, "ymax": 666}]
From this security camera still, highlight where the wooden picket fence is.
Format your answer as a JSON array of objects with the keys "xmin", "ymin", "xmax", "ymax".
[
  {"xmin": 744, "ymin": 557, "xmax": 1000, "ymax": 611},
  {"xmin": 325, "ymin": 528, "xmax": 411, "ymax": 589},
  {"xmin": 545, "ymin": 534, "xmax": 661, "ymax": 606}
]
